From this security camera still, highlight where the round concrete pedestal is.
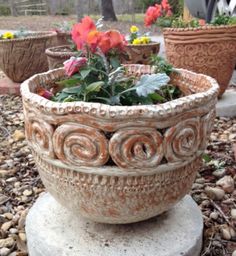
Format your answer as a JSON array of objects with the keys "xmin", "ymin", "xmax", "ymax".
[{"xmin": 26, "ymin": 193, "xmax": 203, "ymax": 256}]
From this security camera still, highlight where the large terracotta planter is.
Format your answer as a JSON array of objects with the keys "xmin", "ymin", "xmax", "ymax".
[
  {"xmin": 122, "ymin": 42, "xmax": 160, "ymax": 64},
  {"xmin": 164, "ymin": 25, "xmax": 236, "ymax": 97},
  {"xmin": 21, "ymin": 65, "xmax": 219, "ymax": 224},
  {"xmin": 45, "ymin": 45, "xmax": 76, "ymax": 70},
  {"xmin": 0, "ymin": 31, "xmax": 57, "ymax": 83}
]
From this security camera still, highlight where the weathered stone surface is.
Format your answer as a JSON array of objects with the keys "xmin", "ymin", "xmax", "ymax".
[
  {"xmin": 216, "ymin": 89, "xmax": 236, "ymax": 117},
  {"xmin": 26, "ymin": 193, "xmax": 203, "ymax": 256}
]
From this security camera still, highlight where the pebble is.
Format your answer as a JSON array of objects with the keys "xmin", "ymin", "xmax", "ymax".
[
  {"xmin": 231, "ymin": 209, "xmax": 236, "ymax": 220},
  {"xmin": 221, "ymin": 226, "xmax": 231, "ymax": 240},
  {"xmin": 12, "ymin": 130, "xmax": 25, "ymax": 142},
  {"xmin": 209, "ymin": 212, "xmax": 219, "ymax": 220},
  {"xmin": 0, "ymin": 247, "xmax": 11, "ymax": 256},
  {"xmin": 23, "ymin": 189, "xmax": 32, "ymax": 196},
  {"xmin": 216, "ymin": 176, "xmax": 235, "ymax": 193},
  {"xmin": 19, "ymin": 232, "xmax": 26, "ymax": 242},
  {"xmin": 1, "ymin": 221, "xmax": 12, "ymax": 232},
  {"xmin": 204, "ymin": 186, "xmax": 225, "ymax": 200},
  {"xmin": 4, "ymin": 213, "xmax": 13, "ymax": 220},
  {"xmin": 212, "ymin": 169, "xmax": 226, "ymax": 178},
  {"xmin": 0, "ymin": 237, "xmax": 14, "ymax": 248},
  {"xmin": 9, "ymin": 228, "xmax": 18, "ymax": 234}
]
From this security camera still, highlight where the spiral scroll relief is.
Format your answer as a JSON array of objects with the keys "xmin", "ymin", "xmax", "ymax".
[
  {"xmin": 164, "ymin": 118, "xmax": 200, "ymax": 163},
  {"xmin": 53, "ymin": 123, "xmax": 109, "ymax": 167},
  {"xmin": 109, "ymin": 128, "xmax": 163, "ymax": 169},
  {"xmin": 25, "ymin": 118, "xmax": 55, "ymax": 158}
]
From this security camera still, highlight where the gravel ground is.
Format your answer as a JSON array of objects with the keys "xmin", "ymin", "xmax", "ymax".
[{"xmin": 0, "ymin": 94, "xmax": 235, "ymax": 256}]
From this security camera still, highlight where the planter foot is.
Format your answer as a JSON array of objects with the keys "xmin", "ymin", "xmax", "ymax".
[{"xmin": 26, "ymin": 193, "xmax": 203, "ymax": 256}]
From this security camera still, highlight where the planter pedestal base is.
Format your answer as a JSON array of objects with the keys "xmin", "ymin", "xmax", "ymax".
[{"xmin": 26, "ymin": 193, "xmax": 203, "ymax": 256}]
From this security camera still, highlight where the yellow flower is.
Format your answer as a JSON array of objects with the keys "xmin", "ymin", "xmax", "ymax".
[
  {"xmin": 2, "ymin": 32, "xmax": 14, "ymax": 40},
  {"xmin": 130, "ymin": 25, "xmax": 139, "ymax": 33},
  {"xmin": 132, "ymin": 38, "xmax": 141, "ymax": 45},
  {"xmin": 140, "ymin": 36, "xmax": 151, "ymax": 44}
]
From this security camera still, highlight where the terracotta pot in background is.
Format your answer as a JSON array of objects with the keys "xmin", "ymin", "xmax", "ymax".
[
  {"xmin": 164, "ymin": 25, "xmax": 236, "ymax": 97},
  {"xmin": 21, "ymin": 65, "xmax": 219, "ymax": 224},
  {"xmin": 0, "ymin": 31, "xmax": 57, "ymax": 83},
  {"xmin": 121, "ymin": 42, "xmax": 160, "ymax": 64},
  {"xmin": 45, "ymin": 45, "xmax": 76, "ymax": 70},
  {"xmin": 55, "ymin": 31, "xmax": 72, "ymax": 46}
]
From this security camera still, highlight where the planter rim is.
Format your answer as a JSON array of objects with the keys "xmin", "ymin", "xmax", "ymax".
[
  {"xmin": 163, "ymin": 24, "xmax": 236, "ymax": 32},
  {"xmin": 45, "ymin": 45, "xmax": 76, "ymax": 58},
  {"xmin": 0, "ymin": 31, "xmax": 57, "ymax": 44},
  {"xmin": 21, "ymin": 65, "xmax": 219, "ymax": 119}
]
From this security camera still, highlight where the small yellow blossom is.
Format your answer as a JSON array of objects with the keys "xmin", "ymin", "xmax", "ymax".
[
  {"xmin": 130, "ymin": 25, "xmax": 139, "ymax": 33},
  {"xmin": 132, "ymin": 36, "xmax": 151, "ymax": 45},
  {"xmin": 2, "ymin": 32, "xmax": 14, "ymax": 40},
  {"xmin": 140, "ymin": 36, "xmax": 151, "ymax": 44},
  {"xmin": 132, "ymin": 38, "xmax": 142, "ymax": 45}
]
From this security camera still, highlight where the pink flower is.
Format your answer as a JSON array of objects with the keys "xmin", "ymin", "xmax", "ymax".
[{"xmin": 64, "ymin": 57, "xmax": 87, "ymax": 77}]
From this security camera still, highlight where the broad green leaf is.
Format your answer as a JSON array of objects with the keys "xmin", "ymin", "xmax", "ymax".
[
  {"xmin": 85, "ymin": 81, "xmax": 104, "ymax": 94},
  {"xmin": 110, "ymin": 57, "xmax": 120, "ymax": 69},
  {"xmin": 135, "ymin": 73, "xmax": 170, "ymax": 97},
  {"xmin": 149, "ymin": 93, "xmax": 165, "ymax": 102},
  {"xmin": 80, "ymin": 68, "xmax": 91, "ymax": 79},
  {"xmin": 62, "ymin": 86, "xmax": 82, "ymax": 94},
  {"xmin": 56, "ymin": 78, "xmax": 80, "ymax": 88}
]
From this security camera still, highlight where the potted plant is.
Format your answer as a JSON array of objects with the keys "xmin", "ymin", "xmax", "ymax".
[
  {"xmin": 121, "ymin": 25, "xmax": 160, "ymax": 64},
  {"xmin": 53, "ymin": 21, "xmax": 74, "ymax": 46},
  {"xmin": 45, "ymin": 45, "xmax": 77, "ymax": 70},
  {"xmin": 21, "ymin": 16, "xmax": 219, "ymax": 224},
  {"xmin": 0, "ymin": 30, "xmax": 57, "ymax": 83},
  {"xmin": 145, "ymin": 0, "xmax": 236, "ymax": 97}
]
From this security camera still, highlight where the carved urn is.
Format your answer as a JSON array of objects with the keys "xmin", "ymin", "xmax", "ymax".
[
  {"xmin": 21, "ymin": 65, "xmax": 219, "ymax": 224},
  {"xmin": 163, "ymin": 25, "xmax": 236, "ymax": 97},
  {"xmin": 121, "ymin": 42, "xmax": 160, "ymax": 64}
]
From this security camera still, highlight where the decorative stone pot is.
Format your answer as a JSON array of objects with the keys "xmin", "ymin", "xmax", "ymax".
[
  {"xmin": 0, "ymin": 31, "xmax": 57, "ymax": 83},
  {"xmin": 21, "ymin": 65, "xmax": 219, "ymax": 224},
  {"xmin": 163, "ymin": 25, "xmax": 236, "ymax": 97},
  {"xmin": 45, "ymin": 45, "xmax": 76, "ymax": 70},
  {"xmin": 56, "ymin": 31, "xmax": 71, "ymax": 46},
  {"xmin": 121, "ymin": 42, "xmax": 160, "ymax": 64}
]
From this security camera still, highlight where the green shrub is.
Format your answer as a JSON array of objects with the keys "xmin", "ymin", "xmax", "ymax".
[{"xmin": 0, "ymin": 5, "xmax": 11, "ymax": 16}]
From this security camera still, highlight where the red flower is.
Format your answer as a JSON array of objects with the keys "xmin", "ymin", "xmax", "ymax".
[
  {"xmin": 161, "ymin": 0, "xmax": 171, "ymax": 13},
  {"xmin": 87, "ymin": 29, "xmax": 127, "ymax": 54},
  {"xmin": 71, "ymin": 16, "xmax": 96, "ymax": 50},
  {"xmin": 104, "ymin": 30, "xmax": 127, "ymax": 51},
  {"xmin": 199, "ymin": 19, "xmax": 206, "ymax": 26},
  {"xmin": 145, "ymin": 5, "xmax": 162, "ymax": 27},
  {"xmin": 64, "ymin": 57, "xmax": 87, "ymax": 77},
  {"xmin": 37, "ymin": 88, "xmax": 54, "ymax": 100}
]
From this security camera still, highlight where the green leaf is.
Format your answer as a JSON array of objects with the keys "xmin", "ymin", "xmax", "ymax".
[
  {"xmin": 202, "ymin": 154, "xmax": 212, "ymax": 163},
  {"xmin": 56, "ymin": 78, "xmax": 80, "ymax": 88},
  {"xmin": 85, "ymin": 81, "xmax": 104, "ymax": 94},
  {"xmin": 80, "ymin": 68, "xmax": 91, "ymax": 79},
  {"xmin": 149, "ymin": 93, "xmax": 165, "ymax": 102},
  {"xmin": 110, "ymin": 57, "xmax": 120, "ymax": 69},
  {"xmin": 135, "ymin": 73, "xmax": 170, "ymax": 97},
  {"xmin": 62, "ymin": 86, "xmax": 82, "ymax": 94}
]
